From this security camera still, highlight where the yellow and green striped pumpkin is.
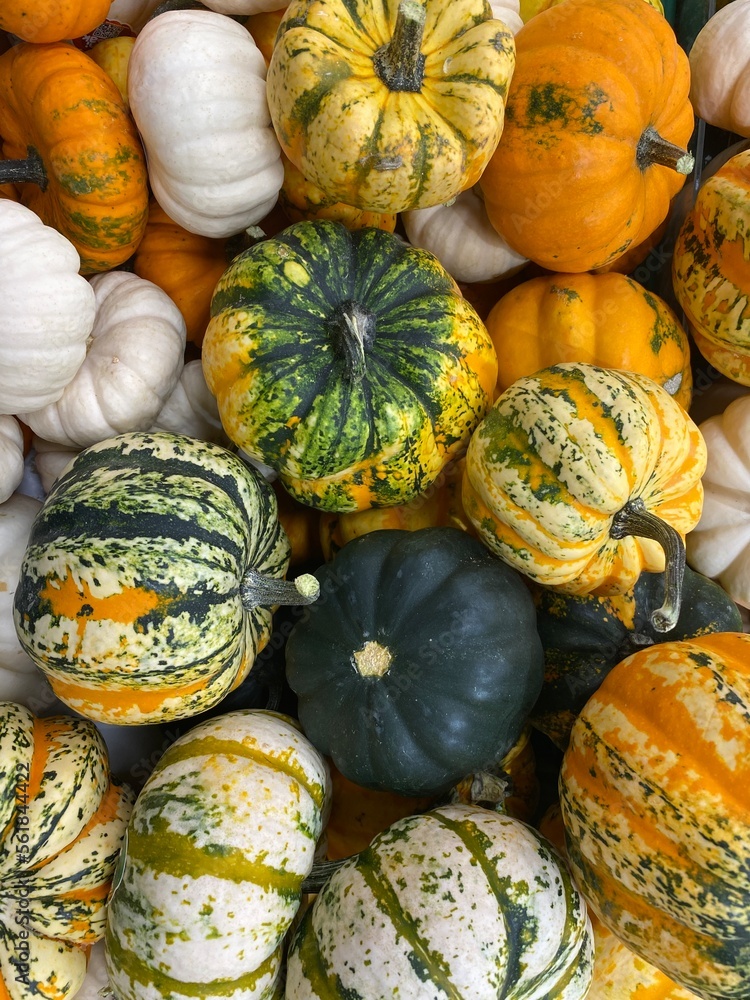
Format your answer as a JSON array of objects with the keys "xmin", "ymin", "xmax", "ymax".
[
  {"xmin": 203, "ymin": 220, "xmax": 497, "ymax": 513},
  {"xmin": 13, "ymin": 432, "xmax": 318, "ymax": 725},
  {"xmin": 559, "ymin": 632, "xmax": 750, "ymax": 999},
  {"xmin": 286, "ymin": 803, "xmax": 594, "ymax": 998},
  {"xmin": 104, "ymin": 709, "xmax": 331, "ymax": 1000},
  {"xmin": 0, "ymin": 701, "xmax": 134, "ymax": 1000},
  {"xmin": 462, "ymin": 363, "xmax": 707, "ymax": 631}
]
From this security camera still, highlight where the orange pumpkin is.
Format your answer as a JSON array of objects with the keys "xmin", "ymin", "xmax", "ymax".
[
  {"xmin": 0, "ymin": 0, "xmax": 111, "ymax": 44},
  {"xmin": 272, "ymin": 480, "xmax": 324, "ymax": 568},
  {"xmin": 245, "ymin": 6, "xmax": 286, "ymax": 66}
]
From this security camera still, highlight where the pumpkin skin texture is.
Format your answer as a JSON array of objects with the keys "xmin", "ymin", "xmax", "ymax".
[
  {"xmin": 105, "ymin": 709, "xmax": 331, "ymax": 1000},
  {"xmin": 0, "ymin": 701, "xmax": 134, "ymax": 1000},
  {"xmin": 203, "ymin": 220, "xmax": 497, "ymax": 513},
  {"xmin": 285, "ymin": 527, "xmax": 544, "ymax": 797},
  {"xmin": 12, "ymin": 431, "xmax": 309, "ymax": 725},
  {"xmin": 0, "ymin": 416, "xmax": 24, "ymax": 504},
  {"xmin": 529, "ymin": 565, "xmax": 743, "ymax": 751},
  {"xmin": 689, "ymin": 0, "xmax": 750, "ymax": 138},
  {"xmin": 0, "ymin": 1, "xmax": 112, "ymax": 44},
  {"xmin": 559, "ymin": 632, "xmax": 750, "ymax": 999},
  {"xmin": 479, "ymin": 0, "xmax": 694, "ymax": 272},
  {"xmin": 672, "ymin": 150, "xmax": 750, "ymax": 385},
  {"xmin": 0, "ymin": 43, "xmax": 149, "ymax": 274},
  {"xmin": 487, "ymin": 271, "xmax": 693, "ymax": 409},
  {"xmin": 462, "ymin": 364, "xmax": 707, "ymax": 625},
  {"xmin": 266, "ymin": 0, "xmax": 516, "ymax": 214},
  {"xmin": 286, "ymin": 804, "xmax": 594, "ymax": 999}
]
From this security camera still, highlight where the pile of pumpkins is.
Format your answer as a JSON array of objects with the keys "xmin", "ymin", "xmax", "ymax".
[{"xmin": 0, "ymin": 0, "xmax": 749, "ymax": 997}]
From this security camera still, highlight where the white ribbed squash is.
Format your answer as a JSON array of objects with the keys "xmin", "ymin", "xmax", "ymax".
[{"xmin": 0, "ymin": 416, "xmax": 24, "ymax": 503}]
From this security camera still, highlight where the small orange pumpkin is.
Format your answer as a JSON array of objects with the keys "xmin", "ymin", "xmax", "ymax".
[{"xmin": 0, "ymin": 1, "xmax": 111, "ymax": 44}]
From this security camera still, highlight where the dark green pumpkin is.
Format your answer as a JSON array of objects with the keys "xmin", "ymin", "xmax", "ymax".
[
  {"xmin": 202, "ymin": 221, "xmax": 497, "ymax": 513},
  {"xmin": 285, "ymin": 527, "xmax": 544, "ymax": 797},
  {"xmin": 530, "ymin": 565, "xmax": 743, "ymax": 750}
]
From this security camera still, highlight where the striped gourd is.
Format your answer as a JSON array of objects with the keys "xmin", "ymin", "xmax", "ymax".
[
  {"xmin": 0, "ymin": 701, "xmax": 134, "ymax": 1000},
  {"xmin": 104, "ymin": 709, "xmax": 331, "ymax": 1000},
  {"xmin": 202, "ymin": 220, "xmax": 497, "ymax": 513},
  {"xmin": 462, "ymin": 363, "xmax": 707, "ymax": 631},
  {"xmin": 559, "ymin": 633, "xmax": 750, "ymax": 999},
  {"xmin": 286, "ymin": 803, "xmax": 594, "ymax": 998},
  {"xmin": 13, "ymin": 432, "xmax": 318, "ymax": 725}
]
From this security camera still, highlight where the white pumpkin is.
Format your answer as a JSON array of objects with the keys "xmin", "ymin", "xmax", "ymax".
[
  {"xmin": 201, "ymin": 0, "xmax": 289, "ymax": 12},
  {"xmin": 127, "ymin": 10, "xmax": 284, "ymax": 237},
  {"xmin": 19, "ymin": 271, "xmax": 186, "ymax": 449},
  {"xmin": 107, "ymin": 0, "xmax": 163, "ymax": 32},
  {"xmin": 490, "ymin": 0, "xmax": 524, "ymax": 34},
  {"xmin": 686, "ymin": 393, "xmax": 750, "ymax": 608},
  {"xmin": 689, "ymin": 0, "xmax": 750, "ymax": 138},
  {"xmin": 0, "ymin": 201, "xmax": 95, "ymax": 414},
  {"xmin": 0, "ymin": 416, "xmax": 24, "ymax": 504},
  {"xmin": 31, "ymin": 436, "xmax": 80, "ymax": 495},
  {"xmin": 402, "ymin": 188, "xmax": 528, "ymax": 284},
  {"xmin": 151, "ymin": 358, "xmax": 230, "ymax": 445},
  {"xmin": 74, "ymin": 941, "xmax": 111, "ymax": 1000}
]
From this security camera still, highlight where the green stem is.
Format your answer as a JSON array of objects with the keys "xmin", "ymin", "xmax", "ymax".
[
  {"xmin": 373, "ymin": 0, "xmax": 427, "ymax": 93},
  {"xmin": 637, "ymin": 126, "xmax": 694, "ymax": 175},
  {"xmin": 240, "ymin": 569, "xmax": 319, "ymax": 610},
  {"xmin": 610, "ymin": 498, "xmax": 685, "ymax": 632},
  {"xmin": 0, "ymin": 146, "xmax": 47, "ymax": 190},
  {"xmin": 301, "ymin": 857, "xmax": 349, "ymax": 892},
  {"xmin": 329, "ymin": 301, "xmax": 376, "ymax": 383}
]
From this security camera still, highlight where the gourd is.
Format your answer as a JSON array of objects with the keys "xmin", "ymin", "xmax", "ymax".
[
  {"xmin": 267, "ymin": 0, "xmax": 516, "ymax": 214},
  {"xmin": 88, "ymin": 36, "xmax": 136, "ymax": 108},
  {"xmin": 0, "ymin": 0, "xmax": 111, "ymax": 43},
  {"xmin": 203, "ymin": 219, "xmax": 497, "ymax": 513},
  {"xmin": 672, "ymin": 149, "xmax": 750, "ymax": 385},
  {"xmin": 463, "ymin": 363, "xmax": 707, "ymax": 632},
  {"xmin": 689, "ymin": 0, "xmax": 750, "ymax": 137},
  {"xmin": 127, "ymin": 10, "xmax": 283, "ymax": 237},
  {"xmin": 0, "ymin": 701, "xmax": 134, "ymax": 1000},
  {"xmin": 105, "ymin": 709, "xmax": 331, "ymax": 1000},
  {"xmin": 0, "ymin": 42, "xmax": 149, "ymax": 274},
  {"xmin": 479, "ymin": 0, "xmax": 694, "ymax": 272},
  {"xmin": 152, "ymin": 359, "xmax": 230, "ymax": 446},
  {"xmin": 530, "ymin": 564, "xmax": 743, "ymax": 750},
  {"xmin": 285, "ymin": 527, "xmax": 544, "ymax": 797},
  {"xmin": 559, "ymin": 632, "xmax": 750, "ymax": 999},
  {"xmin": 0, "ymin": 416, "xmax": 24, "ymax": 504},
  {"xmin": 30, "ymin": 437, "xmax": 80, "ymax": 495},
  {"xmin": 19, "ymin": 271, "xmax": 187, "ymax": 449},
  {"xmin": 286, "ymin": 804, "xmax": 594, "ymax": 999},
  {"xmin": 0, "ymin": 200, "xmax": 95, "ymax": 415},
  {"xmin": 486, "ymin": 271, "xmax": 693, "ymax": 409},
  {"xmin": 13, "ymin": 431, "xmax": 320, "ymax": 725}
]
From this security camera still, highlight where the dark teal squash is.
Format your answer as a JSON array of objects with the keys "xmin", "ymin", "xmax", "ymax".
[
  {"xmin": 284, "ymin": 527, "xmax": 544, "ymax": 797},
  {"xmin": 530, "ymin": 565, "xmax": 743, "ymax": 750}
]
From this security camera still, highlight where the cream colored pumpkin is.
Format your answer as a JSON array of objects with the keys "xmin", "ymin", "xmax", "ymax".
[
  {"xmin": 0, "ymin": 201, "xmax": 95, "ymax": 414},
  {"xmin": 490, "ymin": 0, "xmax": 523, "ymax": 34},
  {"xmin": 402, "ymin": 188, "xmax": 528, "ymax": 284},
  {"xmin": 0, "ymin": 416, "xmax": 24, "ymax": 504},
  {"xmin": 151, "ymin": 359, "xmax": 230, "ymax": 445},
  {"xmin": 19, "ymin": 272, "xmax": 186, "ymax": 449},
  {"xmin": 31, "ymin": 437, "xmax": 80, "ymax": 495},
  {"xmin": 201, "ymin": 0, "xmax": 289, "ymax": 12},
  {"xmin": 690, "ymin": 0, "xmax": 750, "ymax": 137},
  {"xmin": 128, "ymin": 10, "xmax": 283, "ymax": 237},
  {"xmin": 107, "ymin": 0, "xmax": 163, "ymax": 32}
]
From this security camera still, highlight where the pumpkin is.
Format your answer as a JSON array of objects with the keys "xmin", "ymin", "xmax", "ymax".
[
  {"xmin": 0, "ymin": 42, "xmax": 149, "ymax": 274},
  {"xmin": 203, "ymin": 219, "xmax": 497, "ymax": 512},
  {"xmin": 486, "ymin": 271, "xmax": 693, "ymax": 408},
  {"xmin": 402, "ymin": 187, "xmax": 529, "ymax": 284},
  {"xmin": 152, "ymin": 359, "xmax": 230, "ymax": 446},
  {"xmin": 462, "ymin": 363, "xmax": 707, "ymax": 631},
  {"xmin": 105, "ymin": 709, "xmax": 331, "ymax": 1000},
  {"xmin": 0, "ymin": 200, "xmax": 95, "ymax": 415},
  {"xmin": 106, "ymin": 0, "xmax": 164, "ymax": 33},
  {"xmin": 519, "ymin": 0, "xmax": 663, "ymax": 22},
  {"xmin": 686, "ymin": 394, "xmax": 750, "ymax": 608},
  {"xmin": 272, "ymin": 482, "xmax": 325, "ymax": 569},
  {"xmin": 489, "ymin": 0, "xmax": 524, "ymax": 34},
  {"xmin": 0, "ymin": 701, "xmax": 134, "ymax": 1000},
  {"xmin": 479, "ymin": 0, "xmax": 694, "ymax": 272},
  {"xmin": 689, "ymin": 0, "xmax": 750, "ymax": 138},
  {"xmin": 672, "ymin": 149, "xmax": 750, "ymax": 385},
  {"xmin": 0, "ymin": 0, "xmax": 112, "ymax": 43},
  {"xmin": 0, "ymin": 416, "xmax": 24, "ymax": 504},
  {"xmin": 530, "ymin": 564, "xmax": 743, "ymax": 750},
  {"xmin": 30, "ymin": 437, "xmax": 80, "ymax": 495},
  {"xmin": 286, "ymin": 803, "xmax": 594, "ymax": 999},
  {"xmin": 19, "ymin": 271, "xmax": 187, "ymax": 449},
  {"xmin": 267, "ymin": 0, "xmax": 516, "ymax": 214},
  {"xmin": 245, "ymin": 6, "xmax": 286, "ymax": 65},
  {"xmin": 13, "ymin": 431, "xmax": 320, "ymax": 725},
  {"xmin": 127, "ymin": 10, "xmax": 283, "ymax": 238},
  {"xmin": 285, "ymin": 527, "xmax": 544, "ymax": 797},
  {"xmin": 88, "ymin": 35, "xmax": 136, "ymax": 108},
  {"xmin": 559, "ymin": 632, "xmax": 750, "ymax": 999}
]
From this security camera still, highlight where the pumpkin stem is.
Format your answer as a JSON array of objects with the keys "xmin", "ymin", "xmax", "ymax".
[
  {"xmin": 0, "ymin": 146, "xmax": 47, "ymax": 191},
  {"xmin": 373, "ymin": 0, "xmax": 427, "ymax": 93},
  {"xmin": 444, "ymin": 768, "xmax": 511, "ymax": 810},
  {"xmin": 301, "ymin": 857, "xmax": 349, "ymax": 892},
  {"xmin": 330, "ymin": 301, "xmax": 376, "ymax": 383},
  {"xmin": 240, "ymin": 569, "xmax": 320, "ymax": 609},
  {"xmin": 610, "ymin": 498, "xmax": 685, "ymax": 632},
  {"xmin": 636, "ymin": 127, "xmax": 694, "ymax": 175},
  {"xmin": 353, "ymin": 640, "xmax": 393, "ymax": 678}
]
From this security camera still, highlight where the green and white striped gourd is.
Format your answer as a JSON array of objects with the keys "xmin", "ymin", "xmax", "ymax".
[
  {"xmin": 286, "ymin": 803, "xmax": 594, "ymax": 999},
  {"xmin": 13, "ymin": 432, "xmax": 318, "ymax": 724},
  {"xmin": 105, "ymin": 709, "xmax": 331, "ymax": 1000}
]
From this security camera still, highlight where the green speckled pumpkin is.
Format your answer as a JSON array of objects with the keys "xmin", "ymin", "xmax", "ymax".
[{"xmin": 202, "ymin": 220, "xmax": 497, "ymax": 513}]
